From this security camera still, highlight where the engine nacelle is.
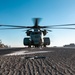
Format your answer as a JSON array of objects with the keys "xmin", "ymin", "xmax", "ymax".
[
  {"xmin": 26, "ymin": 30, "xmax": 32, "ymax": 36},
  {"xmin": 43, "ymin": 37, "xmax": 50, "ymax": 45},
  {"xmin": 43, "ymin": 30, "xmax": 47, "ymax": 36},
  {"xmin": 23, "ymin": 38, "xmax": 30, "ymax": 45}
]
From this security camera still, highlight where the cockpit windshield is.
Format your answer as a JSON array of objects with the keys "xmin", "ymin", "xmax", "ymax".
[{"xmin": 31, "ymin": 32, "xmax": 41, "ymax": 35}]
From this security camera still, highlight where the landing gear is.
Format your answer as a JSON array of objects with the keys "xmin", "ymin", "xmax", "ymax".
[
  {"xmin": 35, "ymin": 45, "xmax": 39, "ymax": 48},
  {"xmin": 28, "ymin": 45, "xmax": 31, "ymax": 48},
  {"xmin": 28, "ymin": 42, "xmax": 31, "ymax": 48},
  {"xmin": 44, "ymin": 45, "xmax": 46, "ymax": 47}
]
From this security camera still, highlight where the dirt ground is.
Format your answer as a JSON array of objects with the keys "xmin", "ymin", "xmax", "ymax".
[{"xmin": 0, "ymin": 47, "xmax": 75, "ymax": 75}]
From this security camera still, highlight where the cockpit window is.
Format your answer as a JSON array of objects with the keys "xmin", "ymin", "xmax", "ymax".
[{"xmin": 31, "ymin": 32, "xmax": 41, "ymax": 35}]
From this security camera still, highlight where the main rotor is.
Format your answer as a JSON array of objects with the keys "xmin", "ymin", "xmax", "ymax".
[{"xmin": 0, "ymin": 18, "xmax": 75, "ymax": 31}]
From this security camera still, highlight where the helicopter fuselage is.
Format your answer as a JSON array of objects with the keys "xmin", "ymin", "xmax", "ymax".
[
  {"xmin": 30, "ymin": 31, "xmax": 43, "ymax": 45},
  {"xmin": 23, "ymin": 29, "xmax": 50, "ymax": 47}
]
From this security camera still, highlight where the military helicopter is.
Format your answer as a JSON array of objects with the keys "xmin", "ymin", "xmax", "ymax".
[{"xmin": 0, "ymin": 18, "xmax": 75, "ymax": 47}]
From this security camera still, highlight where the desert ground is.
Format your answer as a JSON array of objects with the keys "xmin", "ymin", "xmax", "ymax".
[{"xmin": 0, "ymin": 47, "xmax": 75, "ymax": 75}]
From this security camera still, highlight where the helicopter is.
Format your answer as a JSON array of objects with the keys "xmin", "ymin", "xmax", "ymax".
[
  {"xmin": 0, "ymin": 18, "xmax": 75, "ymax": 47},
  {"xmin": 24, "ymin": 18, "xmax": 51, "ymax": 47}
]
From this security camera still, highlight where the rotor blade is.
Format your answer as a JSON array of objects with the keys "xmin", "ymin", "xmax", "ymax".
[
  {"xmin": 32, "ymin": 18, "xmax": 42, "ymax": 28},
  {"xmin": 0, "ymin": 24, "xmax": 33, "ymax": 28},
  {"xmin": 0, "ymin": 27, "xmax": 29, "ymax": 30},
  {"xmin": 48, "ymin": 24, "xmax": 75, "ymax": 28},
  {"xmin": 32, "ymin": 18, "xmax": 42, "ymax": 24},
  {"xmin": 38, "ymin": 24, "xmax": 75, "ymax": 29},
  {"xmin": 50, "ymin": 27, "xmax": 75, "ymax": 30},
  {"xmin": 39, "ymin": 26, "xmax": 48, "ymax": 28},
  {"xmin": 47, "ymin": 30, "xmax": 52, "ymax": 32},
  {"xmin": 23, "ymin": 28, "xmax": 32, "ymax": 31},
  {"xmin": 22, "ymin": 30, "xmax": 28, "ymax": 32}
]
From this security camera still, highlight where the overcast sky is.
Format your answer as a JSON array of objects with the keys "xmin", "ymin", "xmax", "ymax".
[{"xmin": 0, "ymin": 0, "xmax": 75, "ymax": 47}]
